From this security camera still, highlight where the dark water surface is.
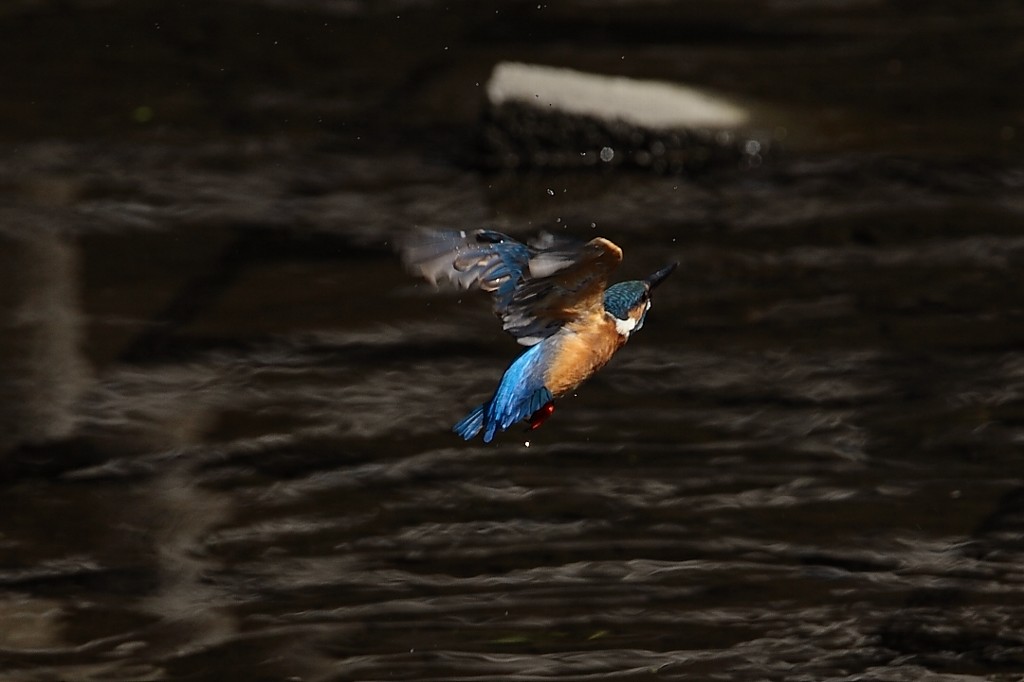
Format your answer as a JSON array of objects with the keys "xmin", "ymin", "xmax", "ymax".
[{"xmin": 2, "ymin": 2, "xmax": 1024, "ymax": 680}]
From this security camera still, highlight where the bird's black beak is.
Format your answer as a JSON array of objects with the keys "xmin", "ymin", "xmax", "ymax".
[{"xmin": 645, "ymin": 262, "xmax": 678, "ymax": 291}]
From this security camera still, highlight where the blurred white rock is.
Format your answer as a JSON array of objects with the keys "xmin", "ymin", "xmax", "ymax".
[{"xmin": 487, "ymin": 62, "xmax": 750, "ymax": 130}]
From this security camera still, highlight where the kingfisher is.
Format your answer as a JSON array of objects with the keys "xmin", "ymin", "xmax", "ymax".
[{"xmin": 399, "ymin": 228, "xmax": 677, "ymax": 443}]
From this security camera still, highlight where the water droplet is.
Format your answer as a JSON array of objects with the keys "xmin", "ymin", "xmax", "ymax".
[
  {"xmin": 744, "ymin": 139, "xmax": 761, "ymax": 155},
  {"xmin": 546, "ymin": 188, "xmax": 555, "ymax": 196},
  {"xmin": 524, "ymin": 441, "xmax": 531, "ymax": 447},
  {"xmin": 599, "ymin": 146, "xmax": 614, "ymax": 162}
]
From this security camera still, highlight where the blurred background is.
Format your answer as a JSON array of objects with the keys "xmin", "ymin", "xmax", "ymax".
[{"xmin": 1, "ymin": 1, "xmax": 1023, "ymax": 680}]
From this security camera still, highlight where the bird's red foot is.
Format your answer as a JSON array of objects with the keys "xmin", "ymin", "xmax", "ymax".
[{"xmin": 527, "ymin": 401, "xmax": 555, "ymax": 431}]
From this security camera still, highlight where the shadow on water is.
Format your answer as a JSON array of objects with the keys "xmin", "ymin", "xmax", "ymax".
[{"xmin": 2, "ymin": 1, "xmax": 1024, "ymax": 680}]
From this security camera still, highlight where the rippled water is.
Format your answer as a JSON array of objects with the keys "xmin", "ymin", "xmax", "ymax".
[{"xmin": 2, "ymin": 1, "xmax": 1024, "ymax": 681}]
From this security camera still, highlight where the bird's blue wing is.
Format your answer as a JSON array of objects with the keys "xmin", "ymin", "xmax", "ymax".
[
  {"xmin": 400, "ymin": 228, "xmax": 623, "ymax": 345},
  {"xmin": 453, "ymin": 342, "xmax": 554, "ymax": 442}
]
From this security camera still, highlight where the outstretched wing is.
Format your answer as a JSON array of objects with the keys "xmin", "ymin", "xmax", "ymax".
[
  {"xmin": 399, "ymin": 229, "xmax": 529, "ymax": 313},
  {"xmin": 501, "ymin": 235, "xmax": 622, "ymax": 344},
  {"xmin": 399, "ymin": 228, "xmax": 623, "ymax": 346}
]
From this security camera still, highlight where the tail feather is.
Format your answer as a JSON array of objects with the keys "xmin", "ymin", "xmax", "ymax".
[{"xmin": 453, "ymin": 403, "xmax": 486, "ymax": 440}]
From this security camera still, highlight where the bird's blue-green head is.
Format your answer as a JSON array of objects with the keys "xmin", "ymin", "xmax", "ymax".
[{"xmin": 603, "ymin": 262, "xmax": 677, "ymax": 338}]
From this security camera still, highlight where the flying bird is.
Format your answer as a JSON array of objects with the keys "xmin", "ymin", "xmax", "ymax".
[{"xmin": 400, "ymin": 228, "xmax": 676, "ymax": 442}]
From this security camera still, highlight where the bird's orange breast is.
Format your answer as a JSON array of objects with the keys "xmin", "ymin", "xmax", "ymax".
[{"xmin": 544, "ymin": 312, "xmax": 627, "ymax": 397}]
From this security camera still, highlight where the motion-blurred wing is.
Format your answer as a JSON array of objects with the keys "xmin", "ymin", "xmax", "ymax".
[
  {"xmin": 503, "ymin": 236, "xmax": 622, "ymax": 344},
  {"xmin": 399, "ymin": 229, "xmax": 623, "ymax": 345},
  {"xmin": 399, "ymin": 229, "xmax": 530, "ymax": 312}
]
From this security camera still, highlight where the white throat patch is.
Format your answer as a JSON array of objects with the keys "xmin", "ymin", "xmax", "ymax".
[
  {"xmin": 614, "ymin": 315, "xmax": 638, "ymax": 337},
  {"xmin": 613, "ymin": 300, "xmax": 651, "ymax": 338}
]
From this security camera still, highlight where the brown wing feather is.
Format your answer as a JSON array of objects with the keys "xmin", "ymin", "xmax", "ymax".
[{"xmin": 502, "ymin": 237, "xmax": 623, "ymax": 343}]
